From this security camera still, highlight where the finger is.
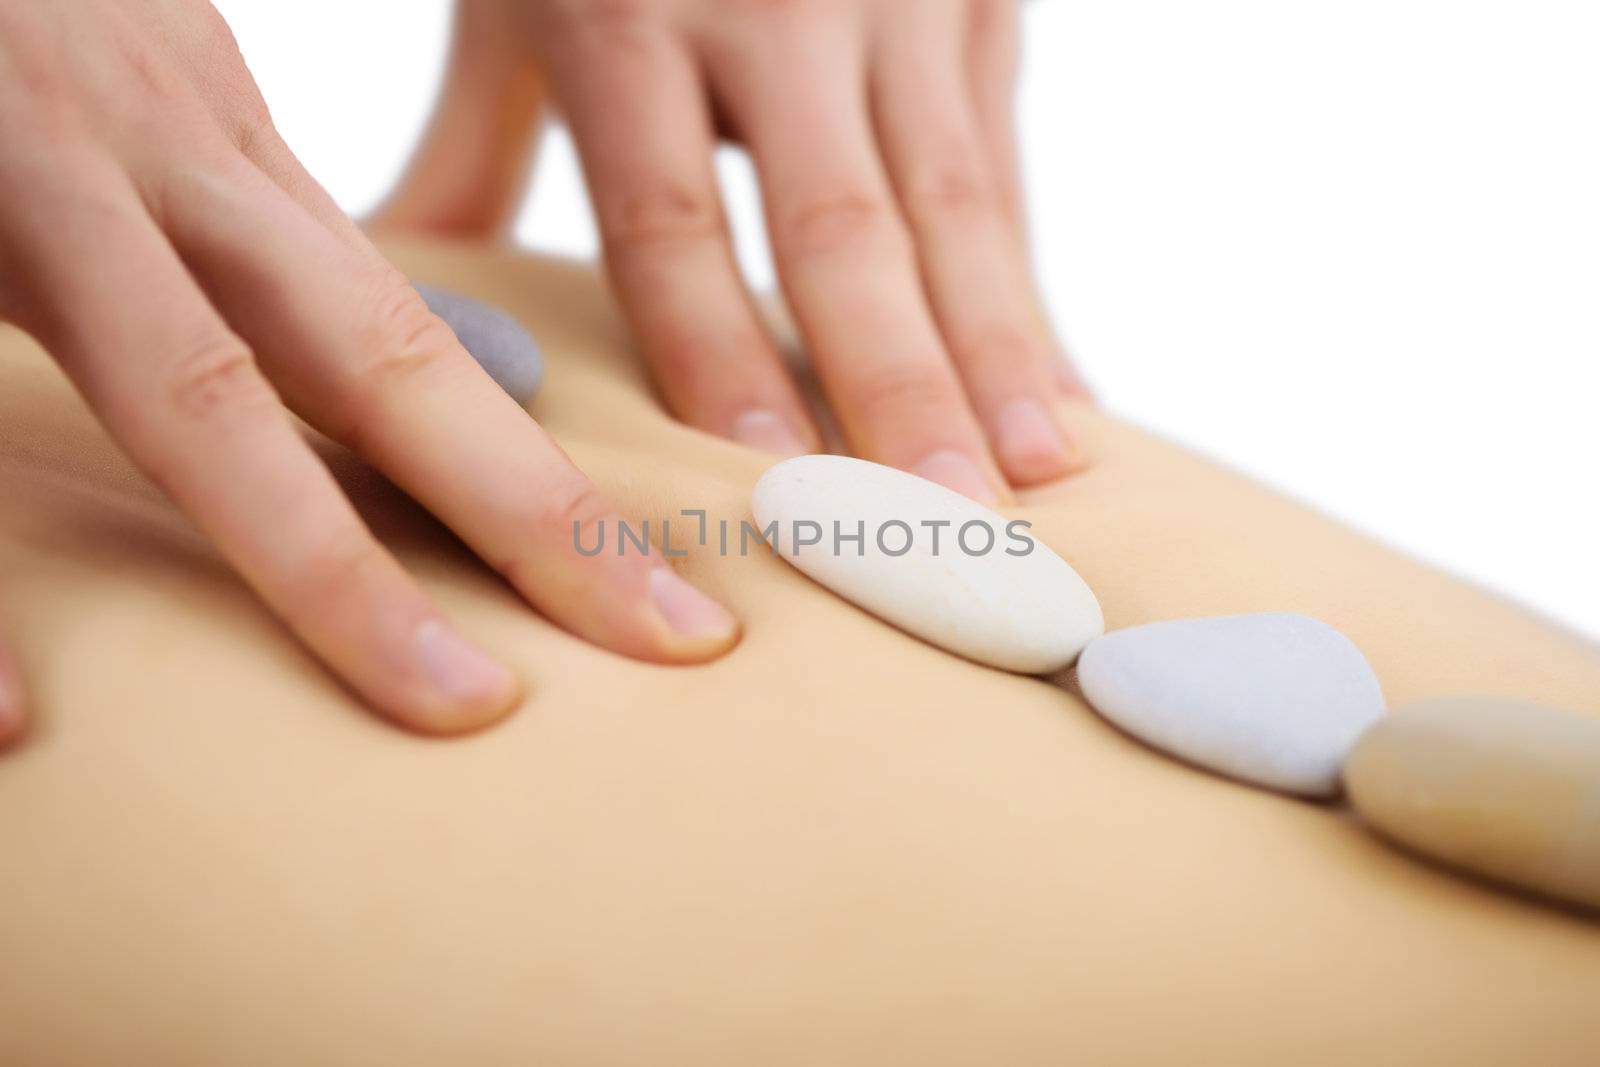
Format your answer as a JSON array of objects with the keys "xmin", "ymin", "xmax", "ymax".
[
  {"xmin": 538, "ymin": 11, "xmax": 815, "ymax": 456},
  {"xmin": 0, "ymin": 619, "xmax": 25, "ymax": 747},
  {"xmin": 702, "ymin": 18, "xmax": 1008, "ymax": 503},
  {"xmin": 13, "ymin": 158, "xmax": 519, "ymax": 733},
  {"xmin": 965, "ymin": 0, "xmax": 1091, "ymax": 400},
  {"xmin": 176, "ymin": 1, "xmax": 543, "ymax": 242},
  {"xmin": 194, "ymin": 91, "xmax": 548, "ymax": 404},
  {"xmin": 167, "ymin": 5, "xmax": 369, "ymax": 248},
  {"xmin": 372, "ymin": 0, "xmax": 547, "ymax": 237},
  {"xmin": 965, "ymin": 0, "xmax": 1026, "ymax": 232},
  {"xmin": 153, "ymin": 148, "xmax": 740, "ymax": 664},
  {"xmin": 870, "ymin": 4, "xmax": 1083, "ymax": 485},
  {"xmin": 224, "ymin": 105, "xmax": 375, "ymax": 250}
]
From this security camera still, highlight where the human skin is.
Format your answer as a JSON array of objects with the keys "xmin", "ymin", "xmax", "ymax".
[
  {"xmin": 2, "ymin": 244, "xmax": 1599, "ymax": 1064},
  {"xmin": 0, "ymin": 0, "xmax": 738, "ymax": 743},
  {"xmin": 378, "ymin": 0, "xmax": 1089, "ymax": 502}
]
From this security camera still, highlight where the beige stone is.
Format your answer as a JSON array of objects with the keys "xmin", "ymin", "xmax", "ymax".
[{"xmin": 1347, "ymin": 698, "xmax": 1600, "ymax": 910}]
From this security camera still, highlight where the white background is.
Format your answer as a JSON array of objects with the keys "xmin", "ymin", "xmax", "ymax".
[{"xmin": 217, "ymin": 0, "xmax": 1600, "ymax": 640}]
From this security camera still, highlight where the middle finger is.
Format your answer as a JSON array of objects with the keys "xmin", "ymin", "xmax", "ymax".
[
  {"xmin": 700, "ymin": 11, "xmax": 1007, "ymax": 504},
  {"xmin": 869, "ymin": 1, "xmax": 1081, "ymax": 486}
]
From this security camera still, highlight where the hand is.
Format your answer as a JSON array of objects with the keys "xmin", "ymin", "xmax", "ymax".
[
  {"xmin": 381, "ymin": 0, "xmax": 1091, "ymax": 504},
  {"xmin": 0, "ymin": 0, "xmax": 738, "ymax": 747}
]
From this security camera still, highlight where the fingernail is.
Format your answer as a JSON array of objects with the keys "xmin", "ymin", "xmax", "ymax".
[
  {"xmin": 731, "ymin": 409, "xmax": 809, "ymax": 457},
  {"xmin": 414, "ymin": 618, "xmax": 517, "ymax": 706},
  {"xmin": 994, "ymin": 398, "xmax": 1073, "ymax": 481},
  {"xmin": 650, "ymin": 567, "xmax": 738, "ymax": 640},
  {"xmin": 912, "ymin": 449, "xmax": 1000, "ymax": 505}
]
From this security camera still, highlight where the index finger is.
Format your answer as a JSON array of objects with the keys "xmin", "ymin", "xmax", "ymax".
[
  {"xmin": 156, "ymin": 151, "xmax": 742, "ymax": 665},
  {"xmin": 14, "ymin": 163, "xmax": 520, "ymax": 733}
]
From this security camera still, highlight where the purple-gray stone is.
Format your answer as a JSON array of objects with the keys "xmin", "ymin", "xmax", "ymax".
[{"xmin": 414, "ymin": 283, "xmax": 544, "ymax": 406}]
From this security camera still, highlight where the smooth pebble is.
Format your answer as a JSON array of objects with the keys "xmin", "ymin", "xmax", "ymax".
[
  {"xmin": 415, "ymin": 283, "xmax": 544, "ymax": 405},
  {"xmin": 1076, "ymin": 613, "xmax": 1384, "ymax": 797},
  {"xmin": 751, "ymin": 455, "xmax": 1103, "ymax": 673},
  {"xmin": 1346, "ymin": 697, "xmax": 1600, "ymax": 909}
]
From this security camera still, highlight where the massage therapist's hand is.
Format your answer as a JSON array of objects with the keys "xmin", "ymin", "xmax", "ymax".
[
  {"xmin": 0, "ymin": 0, "xmax": 738, "ymax": 746},
  {"xmin": 382, "ymin": 0, "xmax": 1091, "ymax": 504}
]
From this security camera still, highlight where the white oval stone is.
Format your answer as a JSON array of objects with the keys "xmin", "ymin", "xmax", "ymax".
[
  {"xmin": 1076, "ymin": 613, "xmax": 1384, "ymax": 797},
  {"xmin": 751, "ymin": 455, "xmax": 1103, "ymax": 673}
]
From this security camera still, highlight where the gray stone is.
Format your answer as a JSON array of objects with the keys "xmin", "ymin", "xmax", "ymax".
[
  {"xmin": 1076, "ymin": 613, "xmax": 1384, "ymax": 797},
  {"xmin": 414, "ymin": 283, "xmax": 544, "ymax": 406}
]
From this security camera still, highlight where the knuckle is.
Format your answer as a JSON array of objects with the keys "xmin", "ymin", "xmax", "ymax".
[
  {"xmin": 8, "ymin": 61, "xmax": 69, "ymax": 114},
  {"xmin": 602, "ymin": 182, "xmax": 724, "ymax": 254},
  {"xmin": 638, "ymin": 322, "xmax": 703, "ymax": 380},
  {"xmin": 853, "ymin": 363, "xmax": 961, "ymax": 426},
  {"xmin": 327, "ymin": 274, "xmax": 471, "ymax": 456},
  {"xmin": 648, "ymin": 325, "xmax": 769, "ymax": 395},
  {"xmin": 902, "ymin": 166, "xmax": 1001, "ymax": 228},
  {"xmin": 112, "ymin": 35, "xmax": 193, "ymax": 109},
  {"xmin": 777, "ymin": 190, "xmax": 897, "ymax": 260},
  {"xmin": 536, "ymin": 481, "xmax": 613, "ymax": 544},
  {"xmin": 165, "ymin": 337, "xmax": 267, "ymax": 421},
  {"xmin": 189, "ymin": 10, "xmax": 277, "ymax": 148},
  {"xmin": 542, "ymin": 0, "xmax": 655, "ymax": 40},
  {"xmin": 353, "ymin": 274, "xmax": 462, "ymax": 388},
  {"xmin": 0, "ymin": 55, "xmax": 81, "ymax": 144},
  {"xmin": 225, "ymin": 92, "xmax": 278, "ymax": 158},
  {"xmin": 0, "ymin": 8, "xmax": 70, "ymax": 105},
  {"xmin": 954, "ymin": 324, "xmax": 1045, "ymax": 376},
  {"xmin": 285, "ymin": 527, "xmax": 387, "ymax": 628},
  {"xmin": 144, "ymin": 152, "xmax": 250, "ymax": 233}
]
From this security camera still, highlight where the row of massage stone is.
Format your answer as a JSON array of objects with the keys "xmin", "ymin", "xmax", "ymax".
[
  {"xmin": 752, "ymin": 455, "xmax": 1600, "ymax": 914},
  {"xmin": 433, "ymin": 284, "xmax": 1599, "ymax": 914}
]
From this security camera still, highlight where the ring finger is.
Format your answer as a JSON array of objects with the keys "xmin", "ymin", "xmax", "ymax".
[
  {"xmin": 870, "ymin": 2, "xmax": 1082, "ymax": 485},
  {"xmin": 701, "ymin": 12, "xmax": 1008, "ymax": 504}
]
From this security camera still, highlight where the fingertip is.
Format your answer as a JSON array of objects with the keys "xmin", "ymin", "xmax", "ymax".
[
  {"xmin": 646, "ymin": 567, "xmax": 742, "ymax": 663},
  {"xmin": 403, "ymin": 618, "xmax": 525, "ymax": 735},
  {"xmin": 730, "ymin": 408, "xmax": 815, "ymax": 458},
  {"xmin": 992, "ymin": 397, "xmax": 1079, "ymax": 486},
  {"xmin": 911, "ymin": 448, "xmax": 1007, "ymax": 506}
]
